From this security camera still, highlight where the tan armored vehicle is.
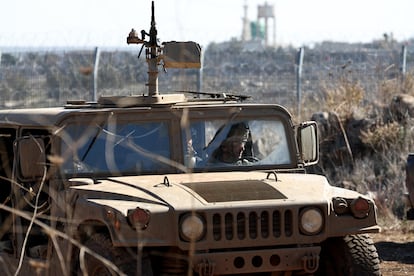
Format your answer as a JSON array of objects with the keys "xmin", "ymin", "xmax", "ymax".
[{"xmin": 0, "ymin": 2, "xmax": 380, "ymax": 276}]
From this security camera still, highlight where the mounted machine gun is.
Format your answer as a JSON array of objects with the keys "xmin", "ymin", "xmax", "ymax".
[{"xmin": 126, "ymin": 1, "xmax": 201, "ymax": 102}]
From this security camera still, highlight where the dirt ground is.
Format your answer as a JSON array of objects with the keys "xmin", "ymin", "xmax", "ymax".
[{"xmin": 372, "ymin": 220, "xmax": 414, "ymax": 275}]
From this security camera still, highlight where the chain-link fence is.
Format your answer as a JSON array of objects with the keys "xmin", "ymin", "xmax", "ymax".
[{"xmin": 0, "ymin": 42, "xmax": 412, "ymax": 114}]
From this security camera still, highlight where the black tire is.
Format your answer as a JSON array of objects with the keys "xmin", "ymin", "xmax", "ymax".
[
  {"xmin": 316, "ymin": 234, "xmax": 381, "ymax": 276},
  {"xmin": 79, "ymin": 233, "xmax": 153, "ymax": 276}
]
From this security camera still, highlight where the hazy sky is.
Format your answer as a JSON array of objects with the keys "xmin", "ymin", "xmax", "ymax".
[{"xmin": 1, "ymin": 0, "xmax": 413, "ymax": 48}]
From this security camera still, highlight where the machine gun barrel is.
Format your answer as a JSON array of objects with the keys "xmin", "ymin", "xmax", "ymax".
[{"xmin": 149, "ymin": 1, "xmax": 158, "ymax": 48}]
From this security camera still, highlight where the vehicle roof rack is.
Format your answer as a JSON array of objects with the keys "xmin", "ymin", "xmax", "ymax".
[{"xmin": 177, "ymin": 91, "xmax": 251, "ymax": 102}]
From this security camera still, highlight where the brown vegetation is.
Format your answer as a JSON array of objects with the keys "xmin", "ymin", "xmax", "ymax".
[
  {"xmin": 301, "ymin": 71, "xmax": 414, "ymax": 273},
  {"xmin": 303, "ymin": 72, "xmax": 414, "ymax": 223}
]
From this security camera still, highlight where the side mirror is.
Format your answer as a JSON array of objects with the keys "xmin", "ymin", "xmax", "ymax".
[
  {"xmin": 298, "ymin": 121, "xmax": 319, "ymax": 166},
  {"xmin": 17, "ymin": 137, "xmax": 46, "ymax": 180}
]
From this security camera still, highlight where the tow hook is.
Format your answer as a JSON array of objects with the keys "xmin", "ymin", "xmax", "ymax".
[
  {"xmin": 196, "ymin": 259, "xmax": 215, "ymax": 276},
  {"xmin": 302, "ymin": 252, "xmax": 319, "ymax": 273}
]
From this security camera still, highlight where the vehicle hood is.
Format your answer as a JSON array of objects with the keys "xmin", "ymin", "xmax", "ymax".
[{"xmin": 69, "ymin": 171, "xmax": 362, "ymax": 214}]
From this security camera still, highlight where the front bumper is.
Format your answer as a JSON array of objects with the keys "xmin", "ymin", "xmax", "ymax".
[{"xmin": 192, "ymin": 246, "xmax": 320, "ymax": 275}]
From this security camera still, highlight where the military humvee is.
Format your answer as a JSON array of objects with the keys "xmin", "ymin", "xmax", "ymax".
[{"xmin": 0, "ymin": 2, "xmax": 380, "ymax": 276}]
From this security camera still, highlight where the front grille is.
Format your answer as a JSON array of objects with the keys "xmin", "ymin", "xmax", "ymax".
[{"xmin": 212, "ymin": 210, "xmax": 293, "ymax": 241}]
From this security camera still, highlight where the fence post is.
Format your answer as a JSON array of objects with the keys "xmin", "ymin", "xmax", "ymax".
[
  {"xmin": 197, "ymin": 51, "xmax": 204, "ymax": 93},
  {"xmin": 93, "ymin": 47, "xmax": 100, "ymax": 102},
  {"xmin": 400, "ymin": 45, "xmax": 407, "ymax": 83},
  {"xmin": 296, "ymin": 47, "xmax": 304, "ymax": 120}
]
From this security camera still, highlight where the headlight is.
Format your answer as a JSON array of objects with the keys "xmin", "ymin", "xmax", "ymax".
[
  {"xmin": 180, "ymin": 213, "xmax": 206, "ymax": 241},
  {"xmin": 299, "ymin": 207, "xmax": 323, "ymax": 235}
]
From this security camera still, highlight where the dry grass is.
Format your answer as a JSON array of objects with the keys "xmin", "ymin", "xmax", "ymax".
[
  {"xmin": 322, "ymin": 78, "xmax": 365, "ymax": 117},
  {"xmin": 361, "ymin": 121, "xmax": 404, "ymax": 153},
  {"xmin": 304, "ymin": 71, "xmax": 414, "ymax": 223}
]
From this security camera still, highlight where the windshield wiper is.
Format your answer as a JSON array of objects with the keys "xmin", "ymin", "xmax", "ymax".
[{"xmin": 81, "ymin": 120, "xmax": 107, "ymax": 162}]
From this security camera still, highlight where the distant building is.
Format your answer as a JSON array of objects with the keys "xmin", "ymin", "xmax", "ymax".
[
  {"xmin": 241, "ymin": 2, "xmax": 276, "ymax": 47},
  {"xmin": 241, "ymin": 3, "xmax": 251, "ymax": 42}
]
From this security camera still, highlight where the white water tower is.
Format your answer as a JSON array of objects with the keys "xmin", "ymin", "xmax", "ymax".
[{"xmin": 257, "ymin": 2, "xmax": 276, "ymax": 46}]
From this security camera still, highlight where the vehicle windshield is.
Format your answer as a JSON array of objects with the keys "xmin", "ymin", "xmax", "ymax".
[
  {"xmin": 182, "ymin": 119, "xmax": 292, "ymax": 169},
  {"xmin": 60, "ymin": 118, "xmax": 171, "ymax": 176},
  {"xmin": 58, "ymin": 115, "xmax": 292, "ymax": 176}
]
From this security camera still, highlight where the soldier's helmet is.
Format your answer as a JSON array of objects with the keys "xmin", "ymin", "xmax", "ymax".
[{"xmin": 224, "ymin": 122, "xmax": 250, "ymax": 143}]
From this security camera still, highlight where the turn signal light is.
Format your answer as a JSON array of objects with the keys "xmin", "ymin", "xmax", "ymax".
[
  {"xmin": 127, "ymin": 207, "xmax": 151, "ymax": 230},
  {"xmin": 350, "ymin": 197, "xmax": 370, "ymax": 218}
]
